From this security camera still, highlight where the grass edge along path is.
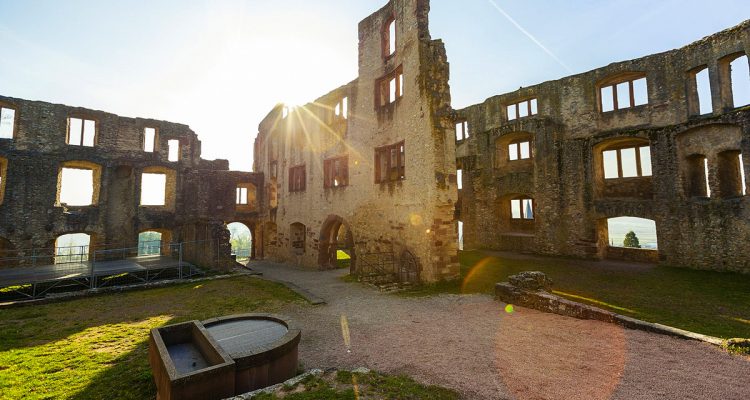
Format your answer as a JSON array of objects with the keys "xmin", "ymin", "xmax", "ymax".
[{"xmin": 399, "ymin": 250, "xmax": 750, "ymax": 339}]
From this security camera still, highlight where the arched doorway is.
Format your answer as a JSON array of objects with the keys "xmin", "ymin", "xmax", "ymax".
[
  {"xmin": 55, "ymin": 233, "xmax": 91, "ymax": 264},
  {"xmin": 318, "ymin": 215, "xmax": 355, "ymax": 271},
  {"xmin": 227, "ymin": 222, "xmax": 253, "ymax": 263}
]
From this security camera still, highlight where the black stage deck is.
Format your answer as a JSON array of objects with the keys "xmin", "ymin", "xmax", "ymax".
[{"xmin": 0, "ymin": 255, "xmax": 197, "ymax": 294}]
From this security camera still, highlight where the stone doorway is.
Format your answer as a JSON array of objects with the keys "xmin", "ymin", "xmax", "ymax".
[{"xmin": 318, "ymin": 215, "xmax": 355, "ymax": 272}]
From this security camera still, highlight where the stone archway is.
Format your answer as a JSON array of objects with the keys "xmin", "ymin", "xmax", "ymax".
[{"xmin": 318, "ymin": 215, "xmax": 355, "ymax": 272}]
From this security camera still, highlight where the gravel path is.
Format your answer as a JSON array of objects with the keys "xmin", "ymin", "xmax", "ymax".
[{"xmin": 252, "ymin": 262, "xmax": 750, "ymax": 400}]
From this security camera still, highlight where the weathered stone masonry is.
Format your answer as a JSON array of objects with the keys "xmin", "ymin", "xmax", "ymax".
[
  {"xmin": 253, "ymin": 0, "xmax": 460, "ymax": 283},
  {"xmin": 456, "ymin": 20, "xmax": 750, "ymax": 273},
  {"xmin": 3, "ymin": 0, "xmax": 747, "ymax": 280},
  {"xmin": 0, "ymin": 95, "xmax": 262, "ymax": 269}
]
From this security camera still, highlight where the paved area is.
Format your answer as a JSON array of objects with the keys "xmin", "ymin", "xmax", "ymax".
[{"xmin": 251, "ymin": 262, "xmax": 750, "ymax": 400}]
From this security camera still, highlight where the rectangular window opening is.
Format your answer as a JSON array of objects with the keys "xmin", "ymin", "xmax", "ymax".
[
  {"xmin": 141, "ymin": 173, "xmax": 167, "ymax": 206},
  {"xmin": 455, "ymin": 121, "xmax": 469, "ymax": 141},
  {"xmin": 695, "ymin": 68, "xmax": 713, "ymax": 115},
  {"xmin": 144, "ymin": 128, "xmax": 156, "ymax": 152},
  {"xmin": 324, "ymin": 156, "xmax": 349, "ymax": 188},
  {"xmin": 457, "ymin": 169, "xmax": 463, "ymax": 190},
  {"xmin": 519, "ymin": 141, "xmax": 531, "ymax": 159},
  {"xmin": 620, "ymin": 147, "xmax": 638, "ymax": 178},
  {"xmin": 67, "ymin": 117, "xmax": 96, "ymax": 147},
  {"xmin": 601, "ymin": 77, "xmax": 648, "ymax": 112},
  {"xmin": 236, "ymin": 187, "xmax": 249, "ymax": 205},
  {"xmin": 507, "ymin": 105, "xmax": 517, "ymax": 121},
  {"xmin": 603, "ymin": 150, "xmax": 619, "ymax": 179},
  {"xmin": 388, "ymin": 20, "xmax": 396, "ymax": 56},
  {"xmin": 740, "ymin": 154, "xmax": 747, "ymax": 196},
  {"xmin": 167, "ymin": 140, "xmax": 179, "ymax": 162},
  {"xmin": 601, "ymin": 86, "xmax": 615, "ymax": 112},
  {"xmin": 730, "ymin": 55, "xmax": 750, "ymax": 108},
  {"xmin": 511, "ymin": 199, "xmax": 521, "ymax": 219},
  {"xmin": 289, "ymin": 165, "xmax": 306, "ymax": 192},
  {"xmin": 632, "ymin": 78, "xmax": 648, "ymax": 106},
  {"xmin": 508, "ymin": 143, "xmax": 519, "ymax": 161},
  {"xmin": 522, "ymin": 199, "xmax": 534, "ymax": 220},
  {"xmin": 0, "ymin": 107, "xmax": 15, "ymax": 139},
  {"xmin": 639, "ymin": 146, "xmax": 653, "ymax": 177},
  {"xmin": 616, "ymin": 82, "xmax": 631, "ymax": 110},
  {"xmin": 59, "ymin": 168, "xmax": 94, "ymax": 206},
  {"xmin": 506, "ymin": 99, "xmax": 537, "ymax": 121},
  {"xmin": 375, "ymin": 142, "xmax": 405, "ymax": 183},
  {"xmin": 704, "ymin": 158, "xmax": 712, "ymax": 198}
]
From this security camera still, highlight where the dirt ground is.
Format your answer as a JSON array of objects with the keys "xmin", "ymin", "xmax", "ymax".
[{"xmin": 251, "ymin": 262, "xmax": 750, "ymax": 400}]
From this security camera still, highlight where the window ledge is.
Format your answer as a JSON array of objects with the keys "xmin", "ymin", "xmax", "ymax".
[{"xmin": 600, "ymin": 104, "xmax": 649, "ymax": 115}]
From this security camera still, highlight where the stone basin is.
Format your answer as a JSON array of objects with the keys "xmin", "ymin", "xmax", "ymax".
[{"xmin": 149, "ymin": 314, "xmax": 301, "ymax": 399}]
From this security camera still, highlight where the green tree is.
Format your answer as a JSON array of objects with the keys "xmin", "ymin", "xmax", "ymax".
[{"xmin": 623, "ymin": 231, "xmax": 641, "ymax": 248}]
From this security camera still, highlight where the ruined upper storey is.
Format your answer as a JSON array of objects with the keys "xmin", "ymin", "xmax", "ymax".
[
  {"xmin": 454, "ymin": 20, "xmax": 750, "ymax": 141},
  {"xmin": 0, "ymin": 95, "xmax": 213, "ymax": 168}
]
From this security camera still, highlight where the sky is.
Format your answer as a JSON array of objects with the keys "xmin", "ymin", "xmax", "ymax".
[{"xmin": 1, "ymin": 0, "xmax": 749, "ymax": 172}]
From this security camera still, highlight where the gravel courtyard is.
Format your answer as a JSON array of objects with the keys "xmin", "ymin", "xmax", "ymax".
[{"xmin": 252, "ymin": 262, "xmax": 750, "ymax": 400}]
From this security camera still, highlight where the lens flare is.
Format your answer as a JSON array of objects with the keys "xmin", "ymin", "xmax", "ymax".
[
  {"xmin": 461, "ymin": 257, "xmax": 494, "ymax": 294},
  {"xmin": 504, "ymin": 304, "xmax": 514, "ymax": 314},
  {"xmin": 340, "ymin": 314, "xmax": 351, "ymax": 353},
  {"xmin": 409, "ymin": 213, "xmax": 424, "ymax": 226},
  {"xmin": 352, "ymin": 374, "xmax": 360, "ymax": 399}
]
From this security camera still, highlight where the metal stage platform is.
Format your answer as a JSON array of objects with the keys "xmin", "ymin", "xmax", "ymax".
[{"xmin": 0, "ymin": 255, "xmax": 201, "ymax": 300}]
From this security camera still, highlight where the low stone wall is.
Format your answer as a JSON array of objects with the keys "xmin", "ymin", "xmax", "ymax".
[
  {"xmin": 606, "ymin": 246, "xmax": 659, "ymax": 263},
  {"xmin": 495, "ymin": 271, "xmax": 725, "ymax": 345}
]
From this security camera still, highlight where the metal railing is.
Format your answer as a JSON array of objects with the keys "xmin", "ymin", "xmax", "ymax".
[
  {"xmin": 0, "ymin": 241, "xmax": 223, "ymax": 300},
  {"xmin": 357, "ymin": 252, "xmax": 396, "ymax": 280}
]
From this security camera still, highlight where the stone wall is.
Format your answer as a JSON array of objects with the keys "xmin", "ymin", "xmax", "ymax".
[
  {"xmin": 0, "ymin": 95, "xmax": 262, "ymax": 270},
  {"xmin": 253, "ymin": 0, "xmax": 460, "ymax": 283},
  {"xmin": 456, "ymin": 20, "xmax": 750, "ymax": 273}
]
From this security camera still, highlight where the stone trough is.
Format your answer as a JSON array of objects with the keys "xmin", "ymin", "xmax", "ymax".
[{"xmin": 149, "ymin": 314, "xmax": 301, "ymax": 400}]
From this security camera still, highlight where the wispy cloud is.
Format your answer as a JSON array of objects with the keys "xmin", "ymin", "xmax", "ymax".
[{"xmin": 486, "ymin": 0, "xmax": 573, "ymax": 73}]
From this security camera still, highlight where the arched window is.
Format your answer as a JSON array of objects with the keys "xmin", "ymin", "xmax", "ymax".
[
  {"xmin": 494, "ymin": 132, "xmax": 534, "ymax": 169},
  {"xmin": 227, "ymin": 222, "xmax": 252, "ymax": 262},
  {"xmin": 55, "ymin": 233, "xmax": 91, "ymax": 264}
]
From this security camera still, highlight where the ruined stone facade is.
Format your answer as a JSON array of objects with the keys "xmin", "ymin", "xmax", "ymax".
[
  {"xmin": 2, "ymin": 0, "xmax": 748, "ymax": 280},
  {"xmin": 0, "ymin": 95, "xmax": 261, "ymax": 269},
  {"xmin": 456, "ymin": 20, "xmax": 750, "ymax": 273},
  {"xmin": 253, "ymin": 0, "xmax": 460, "ymax": 282}
]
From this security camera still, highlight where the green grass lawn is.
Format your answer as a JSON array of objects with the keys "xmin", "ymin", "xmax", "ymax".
[
  {"xmin": 0, "ymin": 276, "xmax": 305, "ymax": 400},
  {"xmin": 402, "ymin": 251, "xmax": 750, "ymax": 339}
]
